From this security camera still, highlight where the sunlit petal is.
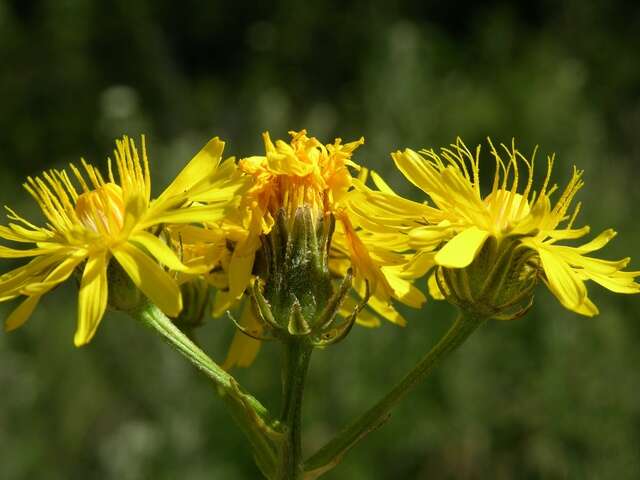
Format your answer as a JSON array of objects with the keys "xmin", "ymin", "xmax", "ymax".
[
  {"xmin": 113, "ymin": 242, "xmax": 182, "ymax": 317},
  {"xmin": 75, "ymin": 253, "xmax": 109, "ymax": 346},
  {"xmin": 434, "ymin": 227, "xmax": 489, "ymax": 268}
]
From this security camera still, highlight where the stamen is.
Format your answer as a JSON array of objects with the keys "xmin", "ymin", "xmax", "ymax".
[{"xmin": 75, "ymin": 183, "xmax": 125, "ymax": 236}]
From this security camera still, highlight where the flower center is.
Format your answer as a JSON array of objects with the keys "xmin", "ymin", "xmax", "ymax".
[
  {"xmin": 484, "ymin": 189, "xmax": 531, "ymax": 234},
  {"xmin": 75, "ymin": 183, "xmax": 125, "ymax": 236}
]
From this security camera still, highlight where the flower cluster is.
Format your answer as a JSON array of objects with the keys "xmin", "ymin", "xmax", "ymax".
[{"xmin": 1, "ymin": 133, "xmax": 638, "ymax": 360}]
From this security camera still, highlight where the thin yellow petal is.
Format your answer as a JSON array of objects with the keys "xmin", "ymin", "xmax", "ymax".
[
  {"xmin": 130, "ymin": 231, "xmax": 203, "ymax": 273},
  {"xmin": 212, "ymin": 290, "xmax": 234, "ymax": 317},
  {"xmin": 5, "ymin": 295, "xmax": 41, "ymax": 332},
  {"xmin": 435, "ymin": 227, "xmax": 489, "ymax": 268},
  {"xmin": 427, "ymin": 272, "xmax": 445, "ymax": 300},
  {"xmin": 112, "ymin": 242, "xmax": 183, "ymax": 317},
  {"xmin": 0, "ymin": 250, "xmax": 85, "ymax": 301},
  {"xmin": 21, "ymin": 253, "xmax": 86, "ymax": 296},
  {"xmin": 74, "ymin": 253, "xmax": 109, "ymax": 346},
  {"xmin": 338, "ymin": 296, "xmax": 381, "ymax": 327},
  {"xmin": 228, "ymin": 233, "xmax": 258, "ymax": 299},
  {"xmin": 391, "ymin": 149, "xmax": 434, "ymax": 195},
  {"xmin": 0, "ymin": 245, "xmax": 65, "ymax": 258},
  {"xmin": 222, "ymin": 304, "xmax": 262, "ymax": 369},
  {"xmin": 401, "ymin": 251, "xmax": 437, "ymax": 278},
  {"xmin": 368, "ymin": 294, "xmax": 406, "ymax": 326},
  {"xmin": 370, "ymin": 170, "xmax": 397, "ymax": 194},
  {"xmin": 0, "ymin": 224, "xmax": 51, "ymax": 243},
  {"xmin": 139, "ymin": 204, "xmax": 228, "ymax": 229},
  {"xmin": 582, "ymin": 270, "xmax": 640, "ymax": 294},
  {"xmin": 538, "ymin": 247, "xmax": 587, "ymax": 313},
  {"xmin": 352, "ymin": 277, "xmax": 406, "ymax": 326},
  {"xmin": 338, "ymin": 212, "xmax": 391, "ymax": 299},
  {"xmin": 545, "ymin": 226, "xmax": 590, "ymax": 241},
  {"xmin": 575, "ymin": 229, "xmax": 617, "ymax": 254},
  {"xmin": 155, "ymin": 137, "xmax": 225, "ymax": 207},
  {"xmin": 383, "ymin": 269, "xmax": 426, "ymax": 308},
  {"xmin": 409, "ymin": 225, "xmax": 452, "ymax": 249},
  {"xmin": 573, "ymin": 296, "xmax": 599, "ymax": 317}
]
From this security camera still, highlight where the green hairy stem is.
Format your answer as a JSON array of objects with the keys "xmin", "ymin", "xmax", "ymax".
[{"xmin": 303, "ymin": 312, "xmax": 485, "ymax": 479}]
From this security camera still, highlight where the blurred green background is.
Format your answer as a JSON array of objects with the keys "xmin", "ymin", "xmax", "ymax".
[{"xmin": 1, "ymin": 1, "xmax": 639, "ymax": 478}]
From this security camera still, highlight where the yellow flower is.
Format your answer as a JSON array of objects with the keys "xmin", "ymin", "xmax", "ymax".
[
  {"xmin": 349, "ymin": 138, "xmax": 639, "ymax": 317},
  {"xmin": 227, "ymin": 129, "xmax": 387, "ymax": 297},
  {"xmin": 0, "ymin": 135, "xmax": 244, "ymax": 345},
  {"xmin": 219, "ymin": 130, "xmax": 424, "ymax": 368}
]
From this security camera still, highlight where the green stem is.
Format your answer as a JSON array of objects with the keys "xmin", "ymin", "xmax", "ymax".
[
  {"xmin": 303, "ymin": 312, "xmax": 485, "ymax": 479},
  {"xmin": 133, "ymin": 302, "xmax": 279, "ymax": 478},
  {"xmin": 277, "ymin": 339, "xmax": 313, "ymax": 480}
]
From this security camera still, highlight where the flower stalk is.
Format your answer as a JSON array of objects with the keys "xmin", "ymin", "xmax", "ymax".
[
  {"xmin": 303, "ymin": 311, "xmax": 486, "ymax": 479},
  {"xmin": 134, "ymin": 302, "xmax": 281, "ymax": 478},
  {"xmin": 277, "ymin": 338, "xmax": 313, "ymax": 480}
]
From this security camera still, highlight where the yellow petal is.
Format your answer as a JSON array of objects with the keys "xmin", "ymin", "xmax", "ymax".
[
  {"xmin": 545, "ymin": 226, "xmax": 590, "ymax": 241},
  {"xmin": 112, "ymin": 242, "xmax": 183, "ymax": 317},
  {"xmin": 391, "ymin": 149, "xmax": 434, "ymax": 194},
  {"xmin": 0, "ymin": 253, "xmax": 73, "ymax": 296},
  {"xmin": 228, "ymin": 235, "xmax": 258, "ymax": 299},
  {"xmin": 188, "ymin": 183, "xmax": 245, "ymax": 203},
  {"xmin": 427, "ymin": 272, "xmax": 445, "ymax": 300},
  {"xmin": 5, "ymin": 295, "xmax": 41, "ymax": 332},
  {"xmin": 228, "ymin": 210, "xmax": 262, "ymax": 299},
  {"xmin": 353, "ymin": 277, "xmax": 406, "ymax": 326},
  {"xmin": 212, "ymin": 289, "xmax": 234, "ymax": 317},
  {"xmin": 338, "ymin": 296, "xmax": 381, "ymax": 327},
  {"xmin": 21, "ymin": 253, "xmax": 86, "ymax": 296},
  {"xmin": 575, "ymin": 229, "xmax": 617, "ymax": 254},
  {"xmin": 538, "ymin": 247, "xmax": 587, "ymax": 313},
  {"xmin": 0, "ymin": 224, "xmax": 51, "ymax": 243},
  {"xmin": 368, "ymin": 294, "xmax": 406, "ymax": 326},
  {"xmin": 139, "ymin": 204, "xmax": 228, "ymax": 229},
  {"xmin": 74, "ymin": 253, "xmax": 109, "ymax": 346},
  {"xmin": 371, "ymin": 170, "xmax": 396, "ymax": 195},
  {"xmin": 222, "ymin": 305, "xmax": 262, "ymax": 369},
  {"xmin": 409, "ymin": 225, "xmax": 452, "ymax": 249},
  {"xmin": 156, "ymin": 137, "xmax": 225, "ymax": 206},
  {"xmin": 582, "ymin": 269, "xmax": 640, "ymax": 294},
  {"xmin": 573, "ymin": 296, "xmax": 599, "ymax": 317},
  {"xmin": 0, "ymin": 250, "xmax": 84, "ymax": 300},
  {"xmin": 0, "ymin": 245, "xmax": 65, "ymax": 258},
  {"xmin": 435, "ymin": 227, "xmax": 489, "ymax": 268},
  {"xmin": 402, "ymin": 251, "xmax": 437, "ymax": 278},
  {"xmin": 122, "ymin": 194, "xmax": 147, "ymax": 236},
  {"xmin": 130, "ymin": 231, "xmax": 200, "ymax": 273},
  {"xmin": 338, "ymin": 212, "xmax": 391, "ymax": 299},
  {"xmin": 553, "ymin": 246, "xmax": 630, "ymax": 275},
  {"xmin": 383, "ymin": 269, "xmax": 426, "ymax": 307}
]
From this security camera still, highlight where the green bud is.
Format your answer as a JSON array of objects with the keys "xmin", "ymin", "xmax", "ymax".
[{"xmin": 230, "ymin": 206, "xmax": 363, "ymax": 347}]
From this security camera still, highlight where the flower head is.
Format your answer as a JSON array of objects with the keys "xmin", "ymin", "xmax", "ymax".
[
  {"xmin": 226, "ymin": 130, "xmax": 386, "ymax": 297},
  {"xmin": 350, "ymin": 138, "xmax": 639, "ymax": 318},
  {"xmin": 0, "ymin": 135, "xmax": 244, "ymax": 345},
  {"xmin": 218, "ymin": 130, "xmax": 424, "ymax": 368}
]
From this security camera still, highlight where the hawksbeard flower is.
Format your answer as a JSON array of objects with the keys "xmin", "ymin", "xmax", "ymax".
[
  {"xmin": 226, "ymin": 130, "xmax": 383, "ymax": 297},
  {"xmin": 349, "ymin": 138, "xmax": 639, "ymax": 319},
  {"xmin": 219, "ymin": 130, "xmax": 425, "ymax": 368},
  {"xmin": 0, "ymin": 135, "xmax": 245, "ymax": 345}
]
